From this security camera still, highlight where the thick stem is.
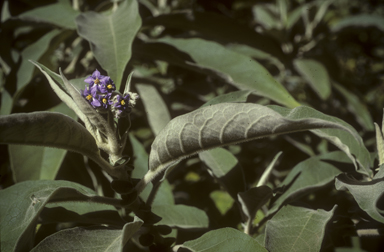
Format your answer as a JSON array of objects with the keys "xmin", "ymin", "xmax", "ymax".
[
  {"xmin": 146, "ymin": 181, "xmax": 162, "ymax": 206},
  {"xmin": 135, "ymin": 170, "xmax": 158, "ymax": 196},
  {"xmin": 244, "ymin": 217, "xmax": 253, "ymax": 235},
  {"xmin": 90, "ymin": 152, "xmax": 129, "ymax": 180}
]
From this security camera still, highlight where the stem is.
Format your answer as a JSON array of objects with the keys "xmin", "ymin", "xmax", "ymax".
[
  {"xmin": 90, "ymin": 152, "xmax": 129, "ymax": 180},
  {"xmin": 244, "ymin": 217, "xmax": 253, "ymax": 235},
  {"xmin": 146, "ymin": 181, "xmax": 162, "ymax": 206},
  {"xmin": 135, "ymin": 170, "xmax": 158, "ymax": 196}
]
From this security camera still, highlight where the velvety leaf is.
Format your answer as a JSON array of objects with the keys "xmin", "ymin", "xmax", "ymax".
[
  {"xmin": 136, "ymin": 84, "xmax": 171, "ymax": 136},
  {"xmin": 31, "ymin": 217, "xmax": 143, "ymax": 252},
  {"xmin": 180, "ymin": 227, "xmax": 267, "ymax": 252},
  {"xmin": 331, "ymin": 14, "xmax": 384, "ymax": 32},
  {"xmin": 0, "ymin": 180, "xmax": 117, "ymax": 252},
  {"xmin": 335, "ymin": 173, "xmax": 384, "ymax": 223},
  {"xmin": 18, "ymin": 0, "xmax": 80, "ymax": 29},
  {"xmin": 17, "ymin": 29, "xmax": 60, "ymax": 91},
  {"xmin": 9, "ymin": 103, "xmax": 77, "ymax": 182},
  {"xmin": 294, "ymin": 59, "xmax": 331, "ymax": 100},
  {"xmin": 152, "ymin": 204, "xmax": 209, "ymax": 229},
  {"xmin": 145, "ymin": 11, "xmax": 284, "ymax": 59},
  {"xmin": 30, "ymin": 61, "xmax": 91, "ymax": 127},
  {"xmin": 158, "ymin": 37, "xmax": 300, "ymax": 108},
  {"xmin": 76, "ymin": 0, "xmax": 141, "ymax": 90},
  {"xmin": 139, "ymin": 103, "xmax": 360, "ymax": 195},
  {"xmin": 0, "ymin": 111, "xmax": 100, "ymax": 160},
  {"xmin": 238, "ymin": 186, "xmax": 273, "ymax": 222},
  {"xmin": 334, "ymin": 83, "xmax": 374, "ymax": 131},
  {"xmin": 265, "ymin": 205, "xmax": 336, "ymax": 252},
  {"xmin": 268, "ymin": 105, "xmax": 372, "ymax": 176},
  {"xmin": 268, "ymin": 156, "xmax": 341, "ymax": 214},
  {"xmin": 375, "ymin": 123, "xmax": 384, "ymax": 165},
  {"xmin": 201, "ymin": 90, "xmax": 252, "ymax": 108}
]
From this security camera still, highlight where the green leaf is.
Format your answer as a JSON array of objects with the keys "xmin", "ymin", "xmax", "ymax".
[
  {"xmin": 0, "ymin": 111, "xmax": 100, "ymax": 160},
  {"xmin": 268, "ymin": 156, "xmax": 341, "ymax": 214},
  {"xmin": 331, "ymin": 14, "xmax": 384, "ymax": 33},
  {"xmin": 0, "ymin": 180, "xmax": 116, "ymax": 252},
  {"xmin": 293, "ymin": 59, "xmax": 331, "ymax": 100},
  {"xmin": 334, "ymin": 83, "xmax": 374, "ymax": 131},
  {"xmin": 265, "ymin": 205, "xmax": 336, "ymax": 252},
  {"xmin": 158, "ymin": 37, "xmax": 300, "ymax": 108},
  {"xmin": 180, "ymin": 227, "xmax": 267, "ymax": 252},
  {"xmin": 31, "ymin": 217, "xmax": 143, "ymax": 252},
  {"xmin": 152, "ymin": 205, "xmax": 209, "ymax": 229},
  {"xmin": 201, "ymin": 90, "xmax": 253, "ymax": 108},
  {"xmin": 0, "ymin": 89, "xmax": 12, "ymax": 115},
  {"xmin": 17, "ymin": 29, "xmax": 60, "ymax": 92},
  {"xmin": 30, "ymin": 61, "xmax": 91, "ymax": 128},
  {"xmin": 199, "ymin": 147, "xmax": 238, "ymax": 177},
  {"xmin": 238, "ymin": 186, "xmax": 273, "ymax": 223},
  {"xmin": 9, "ymin": 103, "xmax": 77, "ymax": 182},
  {"xmin": 268, "ymin": 105, "xmax": 372, "ymax": 176},
  {"xmin": 136, "ymin": 84, "xmax": 171, "ymax": 136},
  {"xmin": 145, "ymin": 11, "xmax": 284, "ymax": 59},
  {"xmin": 199, "ymin": 147, "xmax": 245, "ymax": 198},
  {"xmin": 18, "ymin": 0, "xmax": 80, "ymax": 30},
  {"xmin": 375, "ymin": 123, "xmax": 384, "ymax": 165},
  {"xmin": 75, "ymin": 0, "xmax": 142, "ymax": 90},
  {"xmin": 210, "ymin": 190, "xmax": 235, "ymax": 215},
  {"xmin": 137, "ymin": 103, "xmax": 361, "ymax": 194},
  {"xmin": 335, "ymin": 173, "xmax": 384, "ymax": 223}
]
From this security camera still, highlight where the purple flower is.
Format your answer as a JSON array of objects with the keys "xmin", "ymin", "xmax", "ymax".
[
  {"xmin": 81, "ymin": 85, "xmax": 101, "ymax": 108},
  {"xmin": 110, "ymin": 93, "xmax": 131, "ymax": 118},
  {"xmin": 99, "ymin": 77, "xmax": 116, "ymax": 93},
  {"xmin": 99, "ymin": 93, "xmax": 112, "ymax": 109},
  {"xmin": 84, "ymin": 69, "xmax": 109, "ymax": 89}
]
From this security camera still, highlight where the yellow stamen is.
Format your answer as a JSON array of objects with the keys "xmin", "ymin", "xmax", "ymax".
[
  {"xmin": 121, "ymin": 100, "xmax": 125, "ymax": 105},
  {"xmin": 107, "ymin": 84, "xmax": 113, "ymax": 89},
  {"xmin": 103, "ymin": 98, "xmax": 107, "ymax": 104},
  {"xmin": 86, "ymin": 94, "xmax": 92, "ymax": 101},
  {"xmin": 94, "ymin": 78, "xmax": 100, "ymax": 84}
]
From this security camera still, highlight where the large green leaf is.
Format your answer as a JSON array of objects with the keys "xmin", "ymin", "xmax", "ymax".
[
  {"xmin": 334, "ymin": 83, "xmax": 374, "ymax": 131},
  {"xmin": 152, "ymin": 205, "xmax": 208, "ymax": 229},
  {"xmin": 0, "ymin": 180, "xmax": 120, "ymax": 252},
  {"xmin": 9, "ymin": 103, "xmax": 77, "ymax": 182},
  {"xmin": 145, "ymin": 11, "xmax": 284, "ymax": 59},
  {"xmin": 75, "ymin": 0, "xmax": 141, "ymax": 90},
  {"xmin": 18, "ymin": 0, "xmax": 80, "ymax": 30},
  {"xmin": 180, "ymin": 227, "xmax": 267, "ymax": 252},
  {"xmin": 293, "ymin": 59, "xmax": 331, "ymax": 100},
  {"xmin": 268, "ymin": 156, "xmax": 341, "ymax": 215},
  {"xmin": 331, "ymin": 14, "xmax": 384, "ymax": 32},
  {"xmin": 136, "ymin": 103, "xmax": 361, "ymax": 194},
  {"xmin": 17, "ymin": 29, "xmax": 60, "ymax": 92},
  {"xmin": 157, "ymin": 37, "xmax": 300, "ymax": 108},
  {"xmin": 136, "ymin": 84, "xmax": 171, "ymax": 136},
  {"xmin": 268, "ymin": 105, "xmax": 372, "ymax": 176},
  {"xmin": 31, "ymin": 217, "xmax": 143, "ymax": 252},
  {"xmin": 265, "ymin": 205, "xmax": 336, "ymax": 252},
  {"xmin": 335, "ymin": 173, "xmax": 384, "ymax": 223},
  {"xmin": 0, "ymin": 111, "xmax": 99, "ymax": 160}
]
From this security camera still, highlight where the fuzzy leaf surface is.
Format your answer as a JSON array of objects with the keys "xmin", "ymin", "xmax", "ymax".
[
  {"xmin": 76, "ymin": 0, "xmax": 141, "ymax": 90},
  {"xmin": 0, "ymin": 111, "xmax": 99, "ymax": 159},
  {"xmin": 31, "ymin": 217, "xmax": 143, "ymax": 252},
  {"xmin": 18, "ymin": 0, "xmax": 80, "ymax": 29},
  {"xmin": 335, "ymin": 174, "xmax": 384, "ymax": 223},
  {"xmin": 158, "ymin": 37, "xmax": 300, "ymax": 108},
  {"xmin": 181, "ymin": 227, "xmax": 267, "ymax": 252},
  {"xmin": 149, "ymin": 103, "xmax": 359, "ymax": 176},
  {"xmin": 0, "ymin": 180, "xmax": 114, "ymax": 252},
  {"xmin": 265, "ymin": 205, "xmax": 336, "ymax": 252}
]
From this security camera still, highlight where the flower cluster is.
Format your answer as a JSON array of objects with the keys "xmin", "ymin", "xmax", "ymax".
[{"xmin": 81, "ymin": 69, "xmax": 138, "ymax": 118}]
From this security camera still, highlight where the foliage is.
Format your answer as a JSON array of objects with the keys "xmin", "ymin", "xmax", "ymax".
[{"xmin": 1, "ymin": 0, "xmax": 384, "ymax": 251}]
